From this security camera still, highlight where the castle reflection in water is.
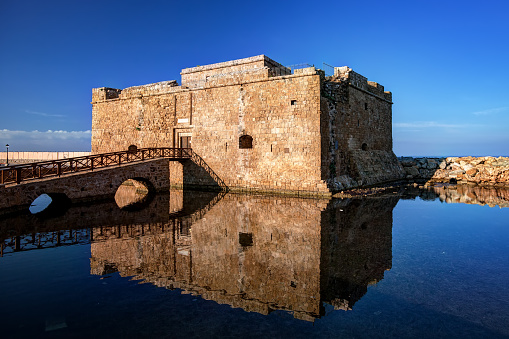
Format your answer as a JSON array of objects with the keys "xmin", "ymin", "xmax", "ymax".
[
  {"xmin": 1, "ymin": 184, "xmax": 508, "ymax": 322},
  {"xmin": 90, "ymin": 191, "xmax": 396, "ymax": 322}
]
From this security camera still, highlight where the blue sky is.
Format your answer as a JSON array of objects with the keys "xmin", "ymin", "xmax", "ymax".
[{"xmin": 1, "ymin": 0, "xmax": 508, "ymax": 156}]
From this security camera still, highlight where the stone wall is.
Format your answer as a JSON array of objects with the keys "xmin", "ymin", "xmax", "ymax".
[
  {"xmin": 400, "ymin": 156, "xmax": 509, "ymax": 186},
  {"xmin": 180, "ymin": 55, "xmax": 289, "ymax": 88},
  {"xmin": 92, "ymin": 55, "xmax": 402, "ymax": 195},
  {"xmin": 321, "ymin": 67, "xmax": 404, "ymax": 190},
  {"xmin": 92, "ymin": 56, "xmax": 328, "ymax": 195}
]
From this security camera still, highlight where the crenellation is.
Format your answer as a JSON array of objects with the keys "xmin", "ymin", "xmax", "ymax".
[
  {"xmin": 92, "ymin": 87, "xmax": 122, "ymax": 102},
  {"xmin": 367, "ymin": 81, "xmax": 385, "ymax": 95},
  {"xmin": 333, "ymin": 67, "xmax": 391, "ymax": 100}
]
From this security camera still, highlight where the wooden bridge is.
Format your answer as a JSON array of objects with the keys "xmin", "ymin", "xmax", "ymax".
[{"xmin": 0, "ymin": 147, "xmax": 192, "ymax": 186}]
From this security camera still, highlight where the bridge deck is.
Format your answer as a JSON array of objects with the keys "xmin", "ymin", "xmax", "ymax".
[{"xmin": 0, "ymin": 147, "xmax": 192, "ymax": 186}]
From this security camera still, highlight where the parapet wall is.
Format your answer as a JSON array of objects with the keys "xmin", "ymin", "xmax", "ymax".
[
  {"xmin": 180, "ymin": 55, "xmax": 289, "ymax": 88},
  {"xmin": 334, "ymin": 66, "xmax": 392, "ymax": 102},
  {"xmin": 119, "ymin": 80, "xmax": 179, "ymax": 98},
  {"xmin": 91, "ymin": 81, "xmax": 179, "ymax": 103}
]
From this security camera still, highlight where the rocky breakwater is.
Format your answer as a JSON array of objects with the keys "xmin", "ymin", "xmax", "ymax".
[{"xmin": 399, "ymin": 156, "xmax": 509, "ymax": 186}]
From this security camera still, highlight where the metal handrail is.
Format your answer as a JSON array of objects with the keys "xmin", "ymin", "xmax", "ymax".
[{"xmin": 0, "ymin": 147, "xmax": 192, "ymax": 185}]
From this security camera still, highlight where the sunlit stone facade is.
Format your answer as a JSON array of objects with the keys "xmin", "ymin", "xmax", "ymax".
[{"xmin": 92, "ymin": 55, "xmax": 404, "ymax": 194}]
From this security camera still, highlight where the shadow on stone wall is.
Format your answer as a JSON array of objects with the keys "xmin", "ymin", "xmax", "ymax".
[{"xmin": 179, "ymin": 152, "xmax": 229, "ymax": 192}]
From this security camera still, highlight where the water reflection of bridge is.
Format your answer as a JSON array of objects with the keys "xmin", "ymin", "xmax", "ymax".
[
  {"xmin": 1, "ymin": 229, "xmax": 92, "ymax": 255},
  {"xmin": 0, "ymin": 190, "xmax": 224, "ymax": 256}
]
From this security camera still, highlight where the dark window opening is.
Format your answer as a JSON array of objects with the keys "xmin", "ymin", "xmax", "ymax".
[
  {"xmin": 291, "ymin": 100, "xmax": 297, "ymax": 105},
  {"xmin": 239, "ymin": 232, "xmax": 253, "ymax": 247},
  {"xmin": 239, "ymin": 135, "xmax": 253, "ymax": 149},
  {"xmin": 364, "ymin": 103, "xmax": 368, "ymax": 110},
  {"xmin": 179, "ymin": 221, "xmax": 191, "ymax": 238},
  {"xmin": 361, "ymin": 143, "xmax": 368, "ymax": 151}
]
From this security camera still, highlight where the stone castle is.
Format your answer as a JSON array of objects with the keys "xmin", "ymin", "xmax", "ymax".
[{"xmin": 92, "ymin": 55, "xmax": 404, "ymax": 195}]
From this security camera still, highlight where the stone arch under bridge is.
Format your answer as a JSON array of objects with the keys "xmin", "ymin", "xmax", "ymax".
[{"xmin": 0, "ymin": 158, "xmax": 171, "ymax": 212}]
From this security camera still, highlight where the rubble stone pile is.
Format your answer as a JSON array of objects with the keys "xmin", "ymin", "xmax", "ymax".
[{"xmin": 399, "ymin": 156, "xmax": 509, "ymax": 186}]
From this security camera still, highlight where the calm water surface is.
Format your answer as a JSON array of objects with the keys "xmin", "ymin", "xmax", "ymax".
[{"xmin": 0, "ymin": 186, "xmax": 508, "ymax": 338}]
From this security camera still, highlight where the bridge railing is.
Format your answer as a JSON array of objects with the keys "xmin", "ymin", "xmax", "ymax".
[{"xmin": 0, "ymin": 147, "xmax": 192, "ymax": 185}]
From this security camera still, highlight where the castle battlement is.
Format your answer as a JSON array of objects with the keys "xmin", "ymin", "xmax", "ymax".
[{"xmin": 334, "ymin": 66, "xmax": 392, "ymax": 102}]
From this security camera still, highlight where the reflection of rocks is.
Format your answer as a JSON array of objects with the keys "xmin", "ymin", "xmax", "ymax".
[
  {"xmin": 433, "ymin": 185, "xmax": 509, "ymax": 208},
  {"xmin": 90, "ymin": 193, "xmax": 396, "ymax": 321},
  {"xmin": 401, "ymin": 185, "xmax": 442, "ymax": 201},
  {"xmin": 400, "ymin": 184, "xmax": 509, "ymax": 208}
]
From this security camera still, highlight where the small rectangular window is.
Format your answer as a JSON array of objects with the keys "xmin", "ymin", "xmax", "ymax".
[
  {"xmin": 291, "ymin": 100, "xmax": 297, "ymax": 106},
  {"xmin": 364, "ymin": 103, "xmax": 368, "ymax": 110}
]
